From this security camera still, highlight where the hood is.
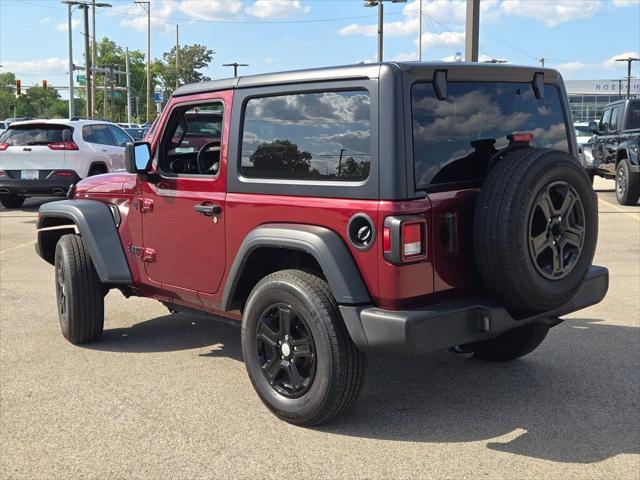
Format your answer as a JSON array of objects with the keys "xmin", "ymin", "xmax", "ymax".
[{"xmin": 74, "ymin": 172, "xmax": 138, "ymax": 195}]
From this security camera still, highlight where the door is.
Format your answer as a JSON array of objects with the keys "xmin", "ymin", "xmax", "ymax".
[
  {"xmin": 602, "ymin": 105, "xmax": 622, "ymax": 171},
  {"xmin": 141, "ymin": 97, "xmax": 228, "ymax": 300},
  {"xmin": 82, "ymin": 124, "xmax": 120, "ymax": 173},
  {"xmin": 106, "ymin": 124, "xmax": 131, "ymax": 171}
]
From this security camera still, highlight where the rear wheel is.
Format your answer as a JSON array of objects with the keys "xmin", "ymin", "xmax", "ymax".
[
  {"xmin": 1, "ymin": 194, "xmax": 25, "ymax": 209},
  {"xmin": 472, "ymin": 321, "xmax": 550, "ymax": 362},
  {"xmin": 54, "ymin": 234, "xmax": 104, "ymax": 344},
  {"xmin": 241, "ymin": 269, "xmax": 366, "ymax": 426},
  {"xmin": 615, "ymin": 159, "xmax": 640, "ymax": 206},
  {"xmin": 88, "ymin": 164, "xmax": 108, "ymax": 176}
]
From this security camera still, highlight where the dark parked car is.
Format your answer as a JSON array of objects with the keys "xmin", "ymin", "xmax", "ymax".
[
  {"xmin": 36, "ymin": 63, "xmax": 607, "ymax": 426},
  {"xmin": 589, "ymin": 98, "xmax": 640, "ymax": 205}
]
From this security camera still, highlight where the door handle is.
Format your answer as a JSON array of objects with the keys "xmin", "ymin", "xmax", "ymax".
[{"xmin": 194, "ymin": 203, "xmax": 222, "ymax": 216}]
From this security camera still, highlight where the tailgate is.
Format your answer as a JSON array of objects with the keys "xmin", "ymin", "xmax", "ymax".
[{"xmin": 0, "ymin": 123, "xmax": 71, "ymax": 172}]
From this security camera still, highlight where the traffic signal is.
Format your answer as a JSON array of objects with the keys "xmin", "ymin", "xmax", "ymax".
[
  {"xmin": 15, "ymin": 79, "xmax": 21, "ymax": 96},
  {"xmin": 43, "ymin": 80, "xmax": 48, "ymax": 90}
]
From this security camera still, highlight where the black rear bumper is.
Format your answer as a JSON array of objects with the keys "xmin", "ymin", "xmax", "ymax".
[
  {"xmin": 0, "ymin": 174, "xmax": 79, "ymax": 197},
  {"xmin": 340, "ymin": 265, "xmax": 609, "ymax": 354}
]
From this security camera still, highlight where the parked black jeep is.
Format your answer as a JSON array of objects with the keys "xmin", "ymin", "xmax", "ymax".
[{"xmin": 589, "ymin": 98, "xmax": 640, "ymax": 205}]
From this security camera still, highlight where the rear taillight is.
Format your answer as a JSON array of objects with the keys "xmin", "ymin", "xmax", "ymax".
[
  {"xmin": 0, "ymin": 170, "xmax": 5, "ymax": 177},
  {"xmin": 0, "ymin": 143, "xmax": 9, "ymax": 151},
  {"xmin": 48, "ymin": 141, "xmax": 79, "ymax": 151},
  {"xmin": 383, "ymin": 215, "xmax": 428, "ymax": 265},
  {"xmin": 53, "ymin": 170, "xmax": 74, "ymax": 177}
]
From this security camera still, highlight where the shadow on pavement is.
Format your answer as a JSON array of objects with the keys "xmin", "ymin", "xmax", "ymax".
[{"xmin": 85, "ymin": 314, "xmax": 639, "ymax": 464}]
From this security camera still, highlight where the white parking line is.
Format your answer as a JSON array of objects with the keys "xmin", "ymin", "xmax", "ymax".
[{"xmin": 598, "ymin": 197, "xmax": 640, "ymax": 222}]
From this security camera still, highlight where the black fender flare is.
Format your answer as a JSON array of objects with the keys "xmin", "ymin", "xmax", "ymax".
[
  {"xmin": 37, "ymin": 199, "xmax": 132, "ymax": 284},
  {"xmin": 616, "ymin": 140, "xmax": 640, "ymax": 169},
  {"xmin": 221, "ymin": 223, "xmax": 371, "ymax": 311}
]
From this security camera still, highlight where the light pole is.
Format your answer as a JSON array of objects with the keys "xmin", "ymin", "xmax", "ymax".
[
  {"xmin": 465, "ymin": 0, "xmax": 480, "ymax": 62},
  {"xmin": 615, "ymin": 57, "xmax": 639, "ymax": 99},
  {"xmin": 418, "ymin": 0, "xmax": 422, "ymax": 61},
  {"xmin": 92, "ymin": 1, "xmax": 112, "ymax": 119},
  {"xmin": 363, "ymin": 0, "xmax": 406, "ymax": 63},
  {"xmin": 135, "ymin": 1, "xmax": 151, "ymax": 122},
  {"xmin": 223, "ymin": 63, "xmax": 249, "ymax": 77},
  {"xmin": 62, "ymin": 1, "xmax": 75, "ymax": 118}
]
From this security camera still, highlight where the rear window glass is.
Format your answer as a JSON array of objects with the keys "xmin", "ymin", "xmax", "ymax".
[
  {"xmin": 412, "ymin": 82, "xmax": 570, "ymax": 188},
  {"xmin": 240, "ymin": 90, "xmax": 371, "ymax": 182},
  {"xmin": 0, "ymin": 124, "xmax": 72, "ymax": 146}
]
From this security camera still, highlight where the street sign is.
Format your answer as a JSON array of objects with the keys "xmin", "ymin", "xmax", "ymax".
[
  {"xmin": 76, "ymin": 75, "xmax": 86, "ymax": 86},
  {"xmin": 154, "ymin": 91, "xmax": 163, "ymax": 103}
]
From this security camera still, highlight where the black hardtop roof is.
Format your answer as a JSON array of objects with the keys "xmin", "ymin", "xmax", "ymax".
[{"xmin": 173, "ymin": 61, "xmax": 561, "ymax": 97}]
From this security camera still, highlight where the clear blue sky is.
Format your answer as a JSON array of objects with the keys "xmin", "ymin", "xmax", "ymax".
[{"xmin": 1, "ymin": 0, "xmax": 639, "ymax": 89}]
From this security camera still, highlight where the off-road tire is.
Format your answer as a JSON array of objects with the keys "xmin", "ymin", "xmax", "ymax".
[
  {"xmin": 472, "ymin": 321, "xmax": 549, "ymax": 362},
  {"xmin": 474, "ymin": 148, "xmax": 597, "ymax": 312},
  {"xmin": 1, "ymin": 194, "xmax": 25, "ymax": 209},
  {"xmin": 54, "ymin": 234, "xmax": 104, "ymax": 344},
  {"xmin": 241, "ymin": 269, "xmax": 366, "ymax": 426},
  {"xmin": 615, "ymin": 158, "xmax": 640, "ymax": 206}
]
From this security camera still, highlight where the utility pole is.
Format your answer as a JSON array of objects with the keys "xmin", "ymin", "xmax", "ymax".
[
  {"xmin": 418, "ymin": 0, "xmax": 422, "ymax": 61},
  {"xmin": 537, "ymin": 57, "xmax": 547, "ymax": 67},
  {"xmin": 465, "ymin": 0, "xmax": 479, "ymax": 62},
  {"xmin": 126, "ymin": 48, "xmax": 132, "ymax": 124},
  {"xmin": 135, "ymin": 1, "xmax": 151, "ymax": 122},
  {"xmin": 223, "ymin": 63, "xmax": 249, "ymax": 77},
  {"xmin": 92, "ymin": 0, "xmax": 96, "ymax": 118},
  {"xmin": 175, "ymin": 24, "xmax": 180, "ymax": 90},
  {"xmin": 615, "ymin": 57, "xmax": 639, "ymax": 99},
  {"xmin": 65, "ymin": 2, "xmax": 75, "ymax": 118},
  {"xmin": 81, "ymin": 4, "xmax": 91, "ymax": 118}
]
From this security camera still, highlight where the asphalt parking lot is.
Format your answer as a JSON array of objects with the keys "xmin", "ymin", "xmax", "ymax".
[{"xmin": 1, "ymin": 177, "xmax": 638, "ymax": 480}]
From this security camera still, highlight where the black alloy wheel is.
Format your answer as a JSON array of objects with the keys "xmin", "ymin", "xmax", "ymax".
[
  {"xmin": 528, "ymin": 180, "xmax": 586, "ymax": 280},
  {"xmin": 617, "ymin": 162, "xmax": 627, "ymax": 200},
  {"xmin": 55, "ymin": 259, "xmax": 68, "ymax": 317},
  {"xmin": 255, "ymin": 303, "xmax": 316, "ymax": 398}
]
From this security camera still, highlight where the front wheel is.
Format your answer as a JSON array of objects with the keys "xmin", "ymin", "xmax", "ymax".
[
  {"xmin": 54, "ymin": 234, "xmax": 105, "ymax": 344},
  {"xmin": 241, "ymin": 269, "xmax": 366, "ymax": 426},
  {"xmin": 616, "ymin": 159, "xmax": 640, "ymax": 206}
]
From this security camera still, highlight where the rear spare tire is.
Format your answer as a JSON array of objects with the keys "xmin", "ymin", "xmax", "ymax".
[{"xmin": 474, "ymin": 148, "xmax": 597, "ymax": 312}]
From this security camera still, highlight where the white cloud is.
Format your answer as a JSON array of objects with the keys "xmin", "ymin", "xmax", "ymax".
[
  {"xmin": 553, "ymin": 51, "xmax": 639, "ymax": 76},
  {"xmin": 178, "ymin": 0, "xmax": 243, "ymax": 20},
  {"xmin": 421, "ymin": 31, "xmax": 465, "ymax": 48},
  {"xmin": 555, "ymin": 61, "xmax": 589, "ymax": 72},
  {"xmin": 245, "ymin": 0, "xmax": 310, "ymax": 19},
  {"xmin": 264, "ymin": 57, "xmax": 274, "ymax": 64},
  {"xmin": 612, "ymin": 0, "xmax": 639, "ymax": 6},
  {"xmin": 56, "ymin": 18, "xmax": 79, "ymax": 32},
  {"xmin": 500, "ymin": 0, "xmax": 601, "ymax": 27},
  {"xmin": 441, "ymin": 53, "xmax": 495, "ymax": 62},
  {"xmin": 603, "ymin": 51, "xmax": 640, "ymax": 68},
  {"xmin": 2, "ymin": 58, "xmax": 70, "ymax": 75},
  {"xmin": 39, "ymin": 17, "xmax": 52, "ymax": 24}
]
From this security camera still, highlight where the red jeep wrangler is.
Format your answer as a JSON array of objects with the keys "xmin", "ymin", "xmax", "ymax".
[{"xmin": 37, "ymin": 63, "xmax": 608, "ymax": 426}]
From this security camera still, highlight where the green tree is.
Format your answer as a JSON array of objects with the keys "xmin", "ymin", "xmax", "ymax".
[
  {"xmin": 0, "ymin": 72, "xmax": 17, "ymax": 119},
  {"xmin": 158, "ymin": 44, "xmax": 215, "ymax": 100}
]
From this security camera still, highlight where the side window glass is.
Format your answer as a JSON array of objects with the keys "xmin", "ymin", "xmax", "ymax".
[
  {"xmin": 628, "ymin": 102, "xmax": 640, "ymax": 130},
  {"xmin": 600, "ymin": 109, "xmax": 611, "ymax": 132},
  {"xmin": 610, "ymin": 107, "xmax": 620, "ymax": 132},
  {"xmin": 108, "ymin": 125, "xmax": 132, "ymax": 147},
  {"xmin": 160, "ymin": 101, "xmax": 224, "ymax": 176},
  {"xmin": 90, "ymin": 124, "xmax": 116, "ymax": 145},
  {"xmin": 240, "ymin": 90, "xmax": 371, "ymax": 182},
  {"xmin": 82, "ymin": 125, "xmax": 95, "ymax": 143}
]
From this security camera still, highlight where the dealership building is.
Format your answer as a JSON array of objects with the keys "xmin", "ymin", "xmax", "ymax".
[{"xmin": 565, "ymin": 79, "xmax": 640, "ymax": 123}]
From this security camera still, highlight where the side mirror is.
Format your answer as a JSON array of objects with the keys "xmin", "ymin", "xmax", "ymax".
[
  {"xmin": 589, "ymin": 121, "xmax": 599, "ymax": 134},
  {"xmin": 125, "ymin": 141, "xmax": 152, "ymax": 174}
]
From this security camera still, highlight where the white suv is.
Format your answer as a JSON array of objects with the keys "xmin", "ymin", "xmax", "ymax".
[{"xmin": 0, "ymin": 120, "xmax": 132, "ymax": 208}]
